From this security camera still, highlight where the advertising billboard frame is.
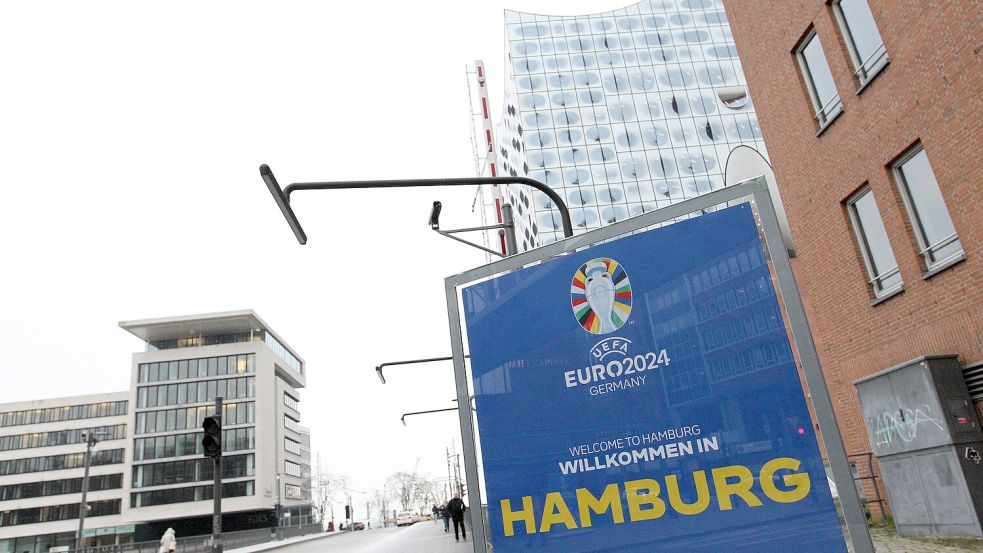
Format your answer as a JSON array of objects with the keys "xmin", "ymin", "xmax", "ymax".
[{"xmin": 444, "ymin": 176, "xmax": 874, "ymax": 553}]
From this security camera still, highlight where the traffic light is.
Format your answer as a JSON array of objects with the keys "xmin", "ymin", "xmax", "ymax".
[
  {"xmin": 202, "ymin": 415, "xmax": 222, "ymax": 458},
  {"xmin": 344, "ymin": 505, "xmax": 351, "ymax": 520}
]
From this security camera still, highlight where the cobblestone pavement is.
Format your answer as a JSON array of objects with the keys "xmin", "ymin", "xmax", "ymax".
[{"xmin": 869, "ymin": 527, "xmax": 983, "ymax": 552}]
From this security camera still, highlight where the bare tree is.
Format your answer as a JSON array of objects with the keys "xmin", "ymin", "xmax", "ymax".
[
  {"xmin": 384, "ymin": 472, "xmax": 418, "ymax": 511},
  {"xmin": 317, "ymin": 472, "xmax": 349, "ymax": 523}
]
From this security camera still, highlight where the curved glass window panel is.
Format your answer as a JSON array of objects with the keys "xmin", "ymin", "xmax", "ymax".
[
  {"xmin": 567, "ymin": 188, "xmax": 595, "ymax": 206},
  {"xmin": 592, "ymin": 19, "xmax": 614, "ymax": 32},
  {"xmin": 564, "ymin": 169, "xmax": 591, "ymax": 186},
  {"xmin": 533, "ymin": 191, "xmax": 556, "ymax": 210},
  {"xmin": 514, "ymin": 24, "xmax": 548, "ymax": 38},
  {"xmin": 514, "ymin": 59, "xmax": 541, "ymax": 73},
  {"xmin": 571, "ymin": 208, "xmax": 600, "ymax": 228},
  {"xmin": 597, "ymin": 52, "xmax": 623, "ymax": 67},
  {"xmin": 630, "ymin": 70, "xmax": 657, "ymax": 91},
  {"xmin": 551, "ymin": 91, "xmax": 577, "ymax": 107},
  {"xmin": 567, "ymin": 20, "xmax": 589, "ymax": 33},
  {"xmin": 574, "ymin": 72, "xmax": 601, "ymax": 87},
  {"xmin": 557, "ymin": 128, "xmax": 583, "ymax": 145},
  {"xmin": 847, "ymin": 188, "xmax": 902, "ymax": 295},
  {"xmin": 643, "ymin": 125, "xmax": 670, "ymax": 147},
  {"xmin": 637, "ymin": 51, "xmax": 652, "ymax": 63},
  {"xmin": 734, "ymin": 117, "xmax": 758, "ymax": 140},
  {"xmin": 718, "ymin": 86, "xmax": 748, "ymax": 109},
  {"xmin": 569, "ymin": 36, "xmax": 593, "ymax": 51},
  {"xmin": 617, "ymin": 17, "xmax": 642, "ymax": 30},
  {"xmin": 708, "ymin": 44, "xmax": 739, "ymax": 59},
  {"xmin": 537, "ymin": 211, "xmax": 563, "ymax": 231},
  {"xmin": 702, "ymin": 11, "xmax": 728, "ymax": 25},
  {"xmin": 547, "ymin": 73, "xmax": 575, "ymax": 88},
  {"xmin": 608, "ymin": 101, "xmax": 636, "ymax": 122},
  {"xmin": 654, "ymin": 179, "xmax": 683, "ymax": 198},
  {"xmin": 677, "ymin": 152, "xmax": 717, "ymax": 175},
  {"xmin": 650, "ymin": 0, "xmax": 676, "ymax": 10},
  {"xmin": 696, "ymin": 63, "xmax": 737, "ymax": 86},
  {"xmin": 539, "ymin": 40, "xmax": 554, "ymax": 54},
  {"xmin": 526, "ymin": 130, "xmax": 553, "ymax": 147},
  {"xmin": 555, "ymin": 111, "xmax": 580, "ymax": 125},
  {"xmin": 620, "ymin": 157, "xmax": 647, "ymax": 180},
  {"xmin": 690, "ymin": 95, "xmax": 717, "ymax": 115},
  {"xmin": 702, "ymin": 119, "xmax": 724, "ymax": 142},
  {"xmin": 600, "ymin": 205, "xmax": 629, "ymax": 224},
  {"xmin": 658, "ymin": 67, "xmax": 696, "ymax": 88},
  {"xmin": 669, "ymin": 14, "xmax": 693, "ymax": 26},
  {"xmin": 528, "ymin": 150, "xmax": 558, "ymax": 168},
  {"xmin": 579, "ymin": 89, "xmax": 604, "ymax": 105},
  {"xmin": 682, "ymin": 0, "xmax": 715, "ymax": 9},
  {"xmin": 650, "ymin": 155, "xmax": 677, "ymax": 178},
  {"xmin": 641, "ymin": 32, "xmax": 669, "ymax": 48},
  {"xmin": 517, "ymin": 76, "xmax": 546, "ymax": 91},
  {"xmin": 639, "ymin": 96, "xmax": 661, "ymax": 119},
  {"xmin": 591, "ymin": 164, "xmax": 621, "ymax": 183},
  {"xmin": 834, "ymin": 0, "xmax": 888, "ymax": 83},
  {"xmin": 513, "ymin": 42, "xmax": 539, "ymax": 55},
  {"xmin": 684, "ymin": 179, "xmax": 714, "ymax": 195},
  {"xmin": 798, "ymin": 34, "xmax": 842, "ymax": 125},
  {"xmin": 560, "ymin": 147, "xmax": 589, "ymax": 164},
  {"xmin": 643, "ymin": 15, "xmax": 667, "ymax": 28},
  {"xmin": 519, "ymin": 94, "xmax": 548, "ymax": 109},
  {"xmin": 596, "ymin": 35, "xmax": 620, "ymax": 50},
  {"xmin": 895, "ymin": 148, "xmax": 963, "ymax": 267},
  {"xmin": 589, "ymin": 146, "xmax": 617, "ymax": 163},
  {"xmin": 585, "ymin": 126, "xmax": 612, "ymax": 143},
  {"xmin": 602, "ymin": 71, "xmax": 630, "ymax": 93},
  {"xmin": 524, "ymin": 112, "xmax": 550, "ymax": 128},
  {"xmin": 615, "ymin": 130, "xmax": 642, "ymax": 149},
  {"xmin": 528, "ymin": 170, "xmax": 561, "ymax": 187},
  {"xmin": 651, "ymin": 48, "xmax": 674, "ymax": 62},
  {"xmin": 670, "ymin": 120, "xmax": 699, "ymax": 145},
  {"xmin": 572, "ymin": 54, "xmax": 596, "ymax": 68},
  {"xmin": 681, "ymin": 30, "xmax": 710, "ymax": 43},
  {"xmin": 545, "ymin": 57, "xmax": 570, "ymax": 71}
]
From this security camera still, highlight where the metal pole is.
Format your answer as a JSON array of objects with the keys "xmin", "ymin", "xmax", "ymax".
[
  {"xmin": 212, "ymin": 397, "xmax": 223, "ymax": 553},
  {"xmin": 501, "ymin": 204, "xmax": 518, "ymax": 256},
  {"xmin": 76, "ymin": 433, "xmax": 95, "ymax": 551},
  {"xmin": 750, "ymin": 180, "xmax": 874, "ymax": 553},
  {"xmin": 445, "ymin": 284, "xmax": 487, "ymax": 553}
]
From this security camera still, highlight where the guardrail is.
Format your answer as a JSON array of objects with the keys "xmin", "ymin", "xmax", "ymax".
[{"xmin": 66, "ymin": 523, "xmax": 323, "ymax": 553}]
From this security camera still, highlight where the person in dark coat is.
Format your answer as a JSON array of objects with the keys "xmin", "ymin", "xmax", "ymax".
[
  {"xmin": 439, "ymin": 502, "xmax": 450, "ymax": 532},
  {"xmin": 447, "ymin": 493, "xmax": 467, "ymax": 541}
]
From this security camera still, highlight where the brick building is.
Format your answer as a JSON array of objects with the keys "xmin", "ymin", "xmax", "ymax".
[{"xmin": 722, "ymin": 0, "xmax": 981, "ymax": 516}]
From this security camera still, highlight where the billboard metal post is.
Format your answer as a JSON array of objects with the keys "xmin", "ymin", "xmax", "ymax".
[{"xmin": 444, "ymin": 176, "xmax": 874, "ymax": 553}]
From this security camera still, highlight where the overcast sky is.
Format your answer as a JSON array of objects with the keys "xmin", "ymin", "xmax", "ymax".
[{"xmin": 0, "ymin": 0, "xmax": 633, "ymax": 511}]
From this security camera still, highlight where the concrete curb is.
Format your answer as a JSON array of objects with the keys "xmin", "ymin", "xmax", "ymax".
[{"xmin": 230, "ymin": 532, "xmax": 342, "ymax": 553}]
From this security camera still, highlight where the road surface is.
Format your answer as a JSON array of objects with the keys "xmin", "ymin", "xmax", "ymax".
[{"xmin": 283, "ymin": 522, "xmax": 472, "ymax": 553}]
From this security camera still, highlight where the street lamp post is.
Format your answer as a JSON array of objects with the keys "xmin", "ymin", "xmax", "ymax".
[
  {"xmin": 76, "ymin": 430, "xmax": 108, "ymax": 551},
  {"xmin": 260, "ymin": 164, "xmax": 574, "ymax": 245},
  {"xmin": 375, "ymin": 355, "xmax": 469, "ymax": 384},
  {"xmin": 400, "ymin": 408, "xmax": 458, "ymax": 426}
]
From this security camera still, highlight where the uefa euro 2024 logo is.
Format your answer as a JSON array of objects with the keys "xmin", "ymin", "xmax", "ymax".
[{"xmin": 570, "ymin": 258, "xmax": 632, "ymax": 334}]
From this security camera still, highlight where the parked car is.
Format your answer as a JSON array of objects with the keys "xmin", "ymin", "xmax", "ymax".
[
  {"xmin": 352, "ymin": 521, "xmax": 365, "ymax": 531},
  {"xmin": 396, "ymin": 511, "xmax": 415, "ymax": 526},
  {"xmin": 411, "ymin": 512, "xmax": 422, "ymax": 523}
]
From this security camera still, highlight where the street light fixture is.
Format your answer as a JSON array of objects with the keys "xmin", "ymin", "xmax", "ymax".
[
  {"xmin": 375, "ymin": 355, "xmax": 469, "ymax": 384},
  {"xmin": 76, "ymin": 430, "xmax": 110, "ymax": 551},
  {"xmin": 259, "ymin": 164, "xmax": 574, "ymax": 244},
  {"xmin": 400, "ymin": 408, "xmax": 459, "ymax": 426}
]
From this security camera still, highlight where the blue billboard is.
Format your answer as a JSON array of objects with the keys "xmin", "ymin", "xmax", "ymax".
[{"xmin": 462, "ymin": 204, "xmax": 846, "ymax": 552}]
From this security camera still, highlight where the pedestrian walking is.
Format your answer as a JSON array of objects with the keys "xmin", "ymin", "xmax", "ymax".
[
  {"xmin": 158, "ymin": 528, "xmax": 176, "ymax": 553},
  {"xmin": 447, "ymin": 493, "xmax": 467, "ymax": 542},
  {"xmin": 432, "ymin": 504, "xmax": 438, "ymax": 524},
  {"xmin": 439, "ymin": 503, "xmax": 450, "ymax": 532}
]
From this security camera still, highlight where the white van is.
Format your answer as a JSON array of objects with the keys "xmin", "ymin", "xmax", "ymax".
[{"xmin": 395, "ymin": 511, "xmax": 415, "ymax": 526}]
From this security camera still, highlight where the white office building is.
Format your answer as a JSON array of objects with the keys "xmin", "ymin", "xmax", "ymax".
[
  {"xmin": 0, "ymin": 310, "xmax": 314, "ymax": 551},
  {"xmin": 0, "ymin": 393, "xmax": 130, "ymax": 553},
  {"xmin": 494, "ymin": 0, "xmax": 768, "ymax": 251}
]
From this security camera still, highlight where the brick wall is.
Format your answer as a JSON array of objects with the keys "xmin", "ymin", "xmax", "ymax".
[{"xmin": 722, "ymin": 0, "xmax": 983, "ymax": 513}]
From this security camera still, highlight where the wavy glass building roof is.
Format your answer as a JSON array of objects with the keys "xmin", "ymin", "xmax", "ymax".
[{"xmin": 494, "ymin": 0, "xmax": 767, "ymax": 252}]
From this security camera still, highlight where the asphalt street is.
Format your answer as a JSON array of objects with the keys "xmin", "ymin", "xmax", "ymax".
[{"xmin": 279, "ymin": 522, "xmax": 472, "ymax": 553}]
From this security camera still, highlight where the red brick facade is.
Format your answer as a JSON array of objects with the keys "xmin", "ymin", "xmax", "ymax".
[{"xmin": 722, "ymin": 0, "xmax": 982, "ymax": 514}]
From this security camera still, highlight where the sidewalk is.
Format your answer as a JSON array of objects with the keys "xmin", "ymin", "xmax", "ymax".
[
  {"xmin": 229, "ymin": 531, "xmax": 341, "ymax": 553},
  {"xmin": 868, "ymin": 527, "xmax": 983, "ymax": 553}
]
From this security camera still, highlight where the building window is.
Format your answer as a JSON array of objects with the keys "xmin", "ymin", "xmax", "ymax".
[
  {"xmin": 0, "ymin": 448, "xmax": 124, "ymax": 477},
  {"xmin": 846, "ymin": 187, "xmax": 903, "ymax": 299},
  {"xmin": 832, "ymin": 0, "xmax": 888, "ymax": 87},
  {"xmin": 284, "ymin": 415, "xmax": 300, "ymax": 433},
  {"xmin": 283, "ymin": 393, "xmax": 299, "ymax": 412},
  {"xmin": 130, "ymin": 480, "xmax": 253, "ymax": 508},
  {"xmin": 284, "ymin": 438, "xmax": 301, "ymax": 456},
  {"xmin": 796, "ymin": 31, "xmax": 842, "ymax": 128},
  {"xmin": 284, "ymin": 461, "xmax": 301, "ymax": 477},
  {"xmin": 892, "ymin": 145, "xmax": 964, "ymax": 273}
]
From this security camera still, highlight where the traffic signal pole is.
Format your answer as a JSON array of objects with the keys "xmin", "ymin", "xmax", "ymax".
[{"xmin": 203, "ymin": 397, "xmax": 224, "ymax": 553}]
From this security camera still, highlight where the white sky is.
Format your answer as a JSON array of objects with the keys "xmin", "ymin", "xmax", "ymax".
[{"xmin": 0, "ymin": 0, "xmax": 632, "ymax": 510}]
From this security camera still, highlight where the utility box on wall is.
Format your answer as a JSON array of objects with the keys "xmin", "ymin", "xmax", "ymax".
[{"xmin": 855, "ymin": 355, "xmax": 983, "ymax": 537}]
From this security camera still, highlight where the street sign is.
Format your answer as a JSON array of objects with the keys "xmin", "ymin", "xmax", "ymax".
[{"xmin": 462, "ymin": 204, "xmax": 846, "ymax": 552}]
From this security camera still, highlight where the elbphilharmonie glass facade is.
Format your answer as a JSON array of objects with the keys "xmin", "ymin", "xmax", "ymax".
[{"xmin": 495, "ymin": 0, "xmax": 768, "ymax": 252}]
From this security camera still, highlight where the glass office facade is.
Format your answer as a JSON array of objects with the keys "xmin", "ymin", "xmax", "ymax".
[
  {"xmin": 0, "ymin": 425, "xmax": 126, "ymax": 452},
  {"xmin": 0, "ymin": 401, "xmax": 127, "ymax": 428},
  {"xmin": 0, "ymin": 500, "xmax": 120, "ymax": 527},
  {"xmin": 496, "ymin": 0, "xmax": 767, "ymax": 251},
  {"xmin": 0, "ymin": 473, "xmax": 122, "ymax": 501},
  {"xmin": 0, "ymin": 448, "xmax": 125, "ymax": 476}
]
